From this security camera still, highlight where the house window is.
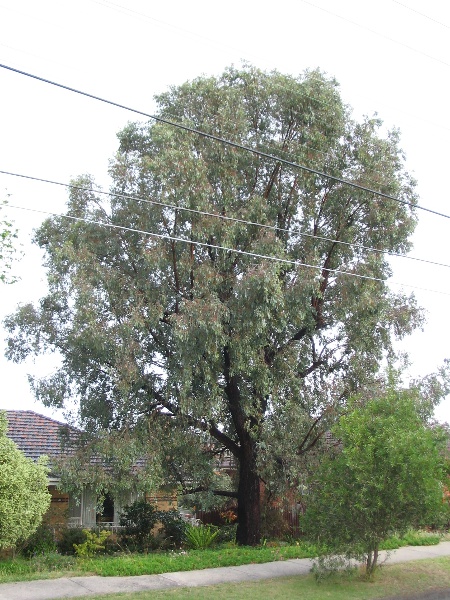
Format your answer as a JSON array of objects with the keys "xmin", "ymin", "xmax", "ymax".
[{"xmin": 97, "ymin": 493, "xmax": 115, "ymax": 524}]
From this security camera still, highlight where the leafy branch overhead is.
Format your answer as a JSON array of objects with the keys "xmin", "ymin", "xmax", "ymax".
[
  {"xmin": 0, "ymin": 199, "xmax": 21, "ymax": 284},
  {"xmin": 4, "ymin": 64, "xmax": 426, "ymax": 545}
]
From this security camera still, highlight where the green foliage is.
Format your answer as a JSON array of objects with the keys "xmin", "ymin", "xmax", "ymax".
[
  {"xmin": 157, "ymin": 509, "xmax": 187, "ymax": 548},
  {"xmin": 0, "ymin": 542, "xmax": 321, "ymax": 582},
  {"xmin": 380, "ymin": 530, "xmax": 441, "ymax": 550},
  {"xmin": 302, "ymin": 389, "xmax": 447, "ymax": 577},
  {"xmin": 73, "ymin": 529, "xmax": 111, "ymax": 558},
  {"xmin": 119, "ymin": 500, "xmax": 159, "ymax": 552},
  {"xmin": 56, "ymin": 527, "xmax": 87, "ymax": 555},
  {"xmin": 216, "ymin": 523, "xmax": 238, "ymax": 544},
  {"xmin": 0, "ymin": 412, "xmax": 51, "ymax": 550},
  {"xmin": 0, "ymin": 553, "xmax": 78, "ymax": 582},
  {"xmin": 4, "ymin": 64, "xmax": 425, "ymax": 546},
  {"xmin": 0, "ymin": 199, "xmax": 20, "ymax": 284},
  {"xmin": 185, "ymin": 524, "xmax": 219, "ymax": 549},
  {"xmin": 54, "ymin": 428, "xmax": 164, "ymax": 518},
  {"xmin": 19, "ymin": 524, "xmax": 56, "ymax": 558},
  {"xmin": 0, "ymin": 534, "xmax": 441, "ymax": 584}
]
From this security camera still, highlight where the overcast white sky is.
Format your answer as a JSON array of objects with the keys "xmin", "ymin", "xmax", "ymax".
[{"xmin": 0, "ymin": 0, "xmax": 449, "ymax": 423}]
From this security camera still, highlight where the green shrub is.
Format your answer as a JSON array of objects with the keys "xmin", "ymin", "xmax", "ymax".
[
  {"xmin": 302, "ymin": 391, "xmax": 447, "ymax": 578},
  {"xmin": 119, "ymin": 500, "xmax": 159, "ymax": 553},
  {"xmin": 185, "ymin": 524, "xmax": 219, "ymax": 549},
  {"xmin": 73, "ymin": 529, "xmax": 111, "ymax": 558},
  {"xmin": 19, "ymin": 523, "xmax": 56, "ymax": 558},
  {"xmin": 216, "ymin": 523, "xmax": 237, "ymax": 544},
  {"xmin": 57, "ymin": 527, "xmax": 86, "ymax": 555},
  {"xmin": 380, "ymin": 530, "xmax": 441, "ymax": 550},
  {"xmin": 402, "ymin": 530, "xmax": 441, "ymax": 546},
  {"xmin": 0, "ymin": 413, "xmax": 51, "ymax": 550},
  {"xmin": 157, "ymin": 509, "xmax": 187, "ymax": 548}
]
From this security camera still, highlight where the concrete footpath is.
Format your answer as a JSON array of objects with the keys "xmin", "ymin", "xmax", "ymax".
[{"xmin": 1, "ymin": 542, "xmax": 450, "ymax": 600}]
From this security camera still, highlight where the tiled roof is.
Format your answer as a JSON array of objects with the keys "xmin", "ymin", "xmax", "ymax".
[
  {"xmin": 3, "ymin": 409, "xmax": 77, "ymax": 463},
  {"xmin": 3, "ymin": 410, "xmax": 152, "ymax": 480}
]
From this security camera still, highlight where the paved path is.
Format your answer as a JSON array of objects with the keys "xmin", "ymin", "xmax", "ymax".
[{"xmin": 1, "ymin": 542, "xmax": 450, "ymax": 600}]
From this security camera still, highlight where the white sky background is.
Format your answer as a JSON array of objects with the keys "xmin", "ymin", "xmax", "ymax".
[{"xmin": 0, "ymin": 0, "xmax": 449, "ymax": 423}]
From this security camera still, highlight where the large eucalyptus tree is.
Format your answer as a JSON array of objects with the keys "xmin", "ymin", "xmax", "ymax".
[{"xmin": 5, "ymin": 65, "xmax": 421, "ymax": 545}]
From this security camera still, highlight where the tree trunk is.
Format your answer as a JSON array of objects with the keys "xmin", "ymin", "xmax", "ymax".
[
  {"xmin": 236, "ymin": 438, "xmax": 261, "ymax": 546},
  {"xmin": 366, "ymin": 546, "xmax": 379, "ymax": 578}
]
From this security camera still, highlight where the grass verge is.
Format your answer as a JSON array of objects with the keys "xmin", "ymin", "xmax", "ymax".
[{"xmin": 59, "ymin": 557, "xmax": 450, "ymax": 600}]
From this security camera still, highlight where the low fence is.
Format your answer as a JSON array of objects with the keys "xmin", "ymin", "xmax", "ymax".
[{"xmin": 195, "ymin": 504, "xmax": 303, "ymax": 539}]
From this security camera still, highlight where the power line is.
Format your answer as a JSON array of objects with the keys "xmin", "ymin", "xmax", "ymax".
[
  {"xmin": 90, "ymin": 0, "xmax": 450, "ymax": 135},
  {"xmin": 2, "ymin": 61, "xmax": 446, "ymax": 220},
  {"xmin": 0, "ymin": 42, "xmax": 418, "ymax": 198},
  {"xmin": 392, "ymin": 0, "xmax": 450, "ymax": 30},
  {"xmin": 5, "ymin": 201, "xmax": 450, "ymax": 297},
  {"xmin": 300, "ymin": 0, "xmax": 450, "ymax": 68},
  {"xmin": 91, "ymin": 0, "xmax": 255, "ymax": 61},
  {"xmin": 3, "ymin": 5, "xmax": 448, "ymax": 152},
  {"xmin": 3, "ymin": 168, "xmax": 450, "ymax": 271}
]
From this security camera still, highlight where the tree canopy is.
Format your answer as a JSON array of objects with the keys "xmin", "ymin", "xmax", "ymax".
[
  {"xmin": 5, "ymin": 65, "xmax": 423, "ymax": 544},
  {"xmin": 0, "ymin": 412, "xmax": 50, "ymax": 549},
  {"xmin": 302, "ymin": 389, "xmax": 448, "ymax": 577}
]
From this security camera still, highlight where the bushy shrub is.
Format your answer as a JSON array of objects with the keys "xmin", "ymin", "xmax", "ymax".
[
  {"xmin": 57, "ymin": 527, "xmax": 87, "ymax": 555},
  {"xmin": 302, "ymin": 390, "xmax": 447, "ymax": 578},
  {"xmin": 73, "ymin": 529, "xmax": 111, "ymax": 558},
  {"xmin": 0, "ymin": 413, "xmax": 51, "ymax": 550},
  {"xmin": 119, "ymin": 500, "xmax": 159, "ymax": 552},
  {"xmin": 19, "ymin": 524, "xmax": 56, "ymax": 558},
  {"xmin": 157, "ymin": 509, "xmax": 187, "ymax": 548},
  {"xmin": 216, "ymin": 523, "xmax": 237, "ymax": 544}
]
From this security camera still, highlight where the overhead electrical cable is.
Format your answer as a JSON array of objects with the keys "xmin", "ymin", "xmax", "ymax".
[
  {"xmin": 2, "ymin": 168, "xmax": 450, "ymax": 271},
  {"xmin": 392, "ymin": 0, "xmax": 450, "ymax": 29},
  {"xmin": 1, "ymin": 62, "xmax": 447, "ymax": 221},
  {"xmin": 0, "ymin": 45, "xmax": 398, "ymax": 195},
  {"xmin": 6, "ymin": 201, "xmax": 450, "ymax": 297},
  {"xmin": 90, "ymin": 0, "xmax": 450, "ymax": 134},
  {"xmin": 91, "ymin": 0, "xmax": 254, "ymax": 61},
  {"xmin": 300, "ymin": 0, "xmax": 450, "ymax": 68}
]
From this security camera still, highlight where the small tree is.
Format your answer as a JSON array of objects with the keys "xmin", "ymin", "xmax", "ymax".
[
  {"xmin": 302, "ymin": 389, "xmax": 447, "ymax": 577},
  {"xmin": 0, "ymin": 412, "xmax": 51, "ymax": 550}
]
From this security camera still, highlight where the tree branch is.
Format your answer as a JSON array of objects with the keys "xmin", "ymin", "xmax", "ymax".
[{"xmin": 181, "ymin": 486, "xmax": 238, "ymax": 499}]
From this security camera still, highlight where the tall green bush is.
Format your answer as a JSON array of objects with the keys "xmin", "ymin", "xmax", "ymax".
[
  {"xmin": 0, "ymin": 412, "xmax": 51, "ymax": 550},
  {"xmin": 302, "ymin": 390, "xmax": 447, "ymax": 577}
]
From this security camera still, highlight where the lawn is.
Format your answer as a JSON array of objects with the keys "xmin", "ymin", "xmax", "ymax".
[{"xmin": 53, "ymin": 557, "xmax": 450, "ymax": 600}]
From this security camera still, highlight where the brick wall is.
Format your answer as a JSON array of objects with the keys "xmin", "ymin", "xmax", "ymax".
[
  {"xmin": 145, "ymin": 489, "xmax": 177, "ymax": 512},
  {"xmin": 43, "ymin": 486, "xmax": 69, "ymax": 526}
]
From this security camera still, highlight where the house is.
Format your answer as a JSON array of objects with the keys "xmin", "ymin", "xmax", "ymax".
[{"xmin": 4, "ymin": 410, "xmax": 176, "ymax": 529}]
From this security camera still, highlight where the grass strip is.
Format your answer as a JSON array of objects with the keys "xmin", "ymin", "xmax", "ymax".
[
  {"xmin": 0, "ymin": 543, "xmax": 319, "ymax": 582},
  {"xmin": 62, "ymin": 556, "xmax": 450, "ymax": 600}
]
